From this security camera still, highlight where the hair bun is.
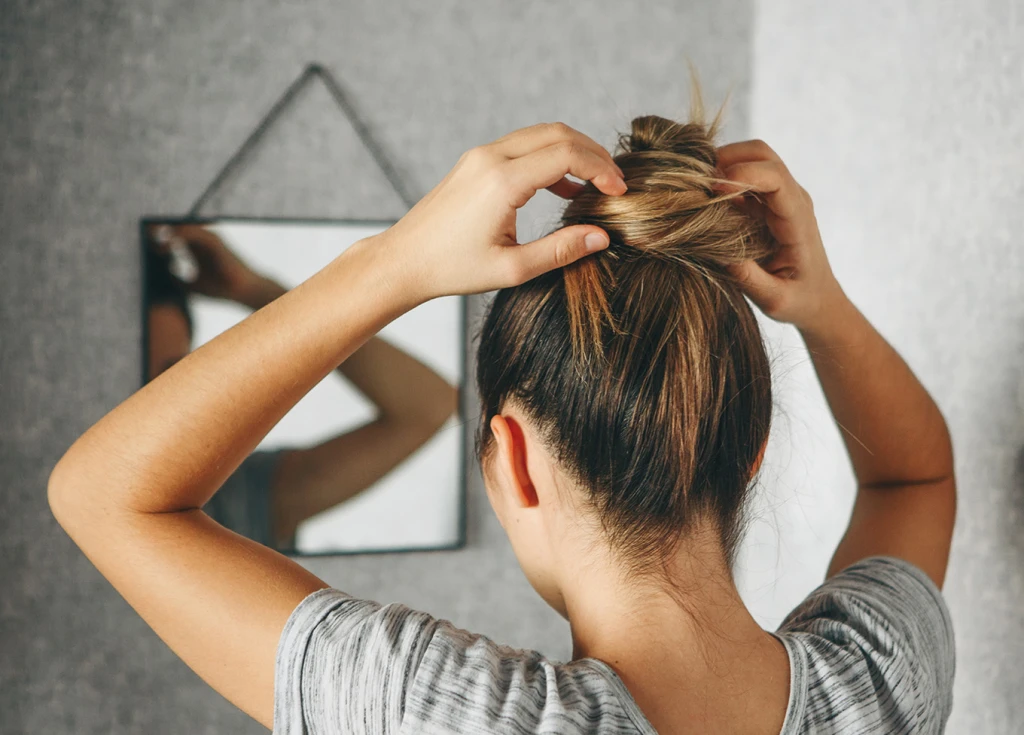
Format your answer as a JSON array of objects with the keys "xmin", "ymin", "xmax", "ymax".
[
  {"xmin": 555, "ymin": 95, "xmax": 775, "ymax": 355},
  {"xmin": 617, "ymin": 115, "xmax": 718, "ymax": 171},
  {"xmin": 559, "ymin": 110, "xmax": 772, "ymax": 269}
]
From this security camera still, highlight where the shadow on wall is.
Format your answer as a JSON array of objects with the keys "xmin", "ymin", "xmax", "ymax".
[{"xmin": 1011, "ymin": 443, "xmax": 1024, "ymax": 559}]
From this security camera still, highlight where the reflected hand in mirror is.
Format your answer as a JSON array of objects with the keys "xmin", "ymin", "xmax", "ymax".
[
  {"xmin": 149, "ymin": 222, "xmax": 287, "ymax": 308},
  {"xmin": 144, "ymin": 221, "xmax": 462, "ymax": 556}
]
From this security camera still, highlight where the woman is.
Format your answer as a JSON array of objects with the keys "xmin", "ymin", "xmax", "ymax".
[
  {"xmin": 145, "ymin": 225, "xmax": 459, "ymax": 550},
  {"xmin": 49, "ymin": 81, "xmax": 956, "ymax": 734}
]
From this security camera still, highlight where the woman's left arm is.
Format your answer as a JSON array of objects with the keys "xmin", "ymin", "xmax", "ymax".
[{"xmin": 47, "ymin": 121, "xmax": 625, "ymax": 728}]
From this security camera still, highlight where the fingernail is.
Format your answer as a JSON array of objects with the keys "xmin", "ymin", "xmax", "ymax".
[{"xmin": 585, "ymin": 232, "xmax": 609, "ymax": 252}]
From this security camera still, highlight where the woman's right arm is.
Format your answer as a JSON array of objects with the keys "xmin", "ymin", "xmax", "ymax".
[{"xmin": 715, "ymin": 140, "xmax": 956, "ymax": 589}]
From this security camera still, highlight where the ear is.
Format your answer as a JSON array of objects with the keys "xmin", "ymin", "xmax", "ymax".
[
  {"xmin": 489, "ymin": 414, "xmax": 539, "ymax": 509},
  {"xmin": 752, "ymin": 434, "xmax": 768, "ymax": 477}
]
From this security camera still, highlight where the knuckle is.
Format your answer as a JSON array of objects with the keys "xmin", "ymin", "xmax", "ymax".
[
  {"xmin": 768, "ymin": 159, "xmax": 789, "ymax": 178},
  {"xmin": 547, "ymin": 121, "xmax": 573, "ymax": 138},
  {"xmin": 553, "ymin": 239, "xmax": 576, "ymax": 269},
  {"xmin": 556, "ymin": 138, "xmax": 579, "ymax": 160},
  {"xmin": 461, "ymin": 146, "xmax": 491, "ymax": 168},
  {"xmin": 802, "ymin": 187, "xmax": 815, "ymax": 211}
]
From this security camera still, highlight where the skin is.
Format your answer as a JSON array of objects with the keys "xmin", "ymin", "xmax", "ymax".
[
  {"xmin": 51, "ymin": 124, "xmax": 955, "ymax": 734},
  {"xmin": 148, "ymin": 304, "xmax": 191, "ymax": 378},
  {"xmin": 146, "ymin": 227, "xmax": 459, "ymax": 547}
]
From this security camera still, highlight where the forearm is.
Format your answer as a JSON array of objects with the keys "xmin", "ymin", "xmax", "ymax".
[
  {"xmin": 241, "ymin": 275, "xmax": 456, "ymax": 425},
  {"xmin": 50, "ymin": 234, "xmax": 414, "ymax": 516},
  {"xmin": 798, "ymin": 285, "xmax": 954, "ymax": 487}
]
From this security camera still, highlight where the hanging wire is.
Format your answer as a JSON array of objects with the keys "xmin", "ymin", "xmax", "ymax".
[{"xmin": 187, "ymin": 62, "xmax": 418, "ymax": 216}]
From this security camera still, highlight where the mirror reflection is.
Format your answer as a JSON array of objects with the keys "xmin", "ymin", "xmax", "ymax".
[{"xmin": 142, "ymin": 218, "xmax": 464, "ymax": 555}]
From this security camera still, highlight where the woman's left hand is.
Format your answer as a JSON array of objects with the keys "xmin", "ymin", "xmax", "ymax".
[{"xmin": 374, "ymin": 122, "xmax": 628, "ymax": 301}]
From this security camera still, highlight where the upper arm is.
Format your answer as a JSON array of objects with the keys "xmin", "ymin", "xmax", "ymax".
[
  {"xmin": 780, "ymin": 556, "xmax": 956, "ymax": 732},
  {"xmin": 274, "ymin": 594, "xmax": 438, "ymax": 734},
  {"xmin": 272, "ymin": 413, "xmax": 452, "ymax": 538},
  {"xmin": 827, "ymin": 475, "xmax": 957, "ymax": 588},
  {"xmin": 49, "ymin": 489, "xmax": 328, "ymax": 730}
]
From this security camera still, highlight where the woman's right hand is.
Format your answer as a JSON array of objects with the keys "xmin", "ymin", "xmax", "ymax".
[
  {"xmin": 713, "ymin": 139, "xmax": 846, "ymax": 332},
  {"xmin": 367, "ymin": 122, "xmax": 625, "ymax": 303}
]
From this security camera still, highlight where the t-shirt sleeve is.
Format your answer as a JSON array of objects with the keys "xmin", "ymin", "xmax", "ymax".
[
  {"xmin": 777, "ymin": 555, "xmax": 956, "ymax": 733},
  {"xmin": 273, "ymin": 587, "xmax": 440, "ymax": 735}
]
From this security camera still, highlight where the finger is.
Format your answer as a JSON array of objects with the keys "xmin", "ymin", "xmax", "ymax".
[
  {"xmin": 714, "ymin": 161, "xmax": 804, "ymax": 221},
  {"xmin": 488, "ymin": 122, "xmax": 624, "ymax": 178},
  {"xmin": 176, "ymin": 223, "xmax": 219, "ymax": 243},
  {"xmin": 715, "ymin": 139, "xmax": 783, "ymax": 170},
  {"xmin": 507, "ymin": 225, "xmax": 609, "ymax": 283},
  {"xmin": 724, "ymin": 192, "xmax": 773, "ymax": 224},
  {"xmin": 728, "ymin": 259, "xmax": 786, "ymax": 306},
  {"xmin": 505, "ymin": 141, "xmax": 627, "ymax": 206},
  {"xmin": 150, "ymin": 223, "xmax": 175, "ymax": 244},
  {"xmin": 546, "ymin": 177, "xmax": 587, "ymax": 199}
]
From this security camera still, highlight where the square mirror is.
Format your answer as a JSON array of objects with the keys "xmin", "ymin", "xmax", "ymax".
[{"xmin": 140, "ymin": 216, "xmax": 466, "ymax": 556}]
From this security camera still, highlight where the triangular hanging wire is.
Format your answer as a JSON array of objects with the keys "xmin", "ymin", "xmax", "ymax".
[{"xmin": 188, "ymin": 62, "xmax": 417, "ymax": 217}]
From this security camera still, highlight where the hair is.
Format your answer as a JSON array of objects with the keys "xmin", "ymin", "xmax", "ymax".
[
  {"xmin": 145, "ymin": 240, "xmax": 194, "ymax": 338},
  {"xmin": 474, "ymin": 72, "xmax": 776, "ymax": 581}
]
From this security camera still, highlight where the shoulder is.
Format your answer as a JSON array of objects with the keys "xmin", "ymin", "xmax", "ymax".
[
  {"xmin": 275, "ymin": 587, "xmax": 646, "ymax": 735},
  {"xmin": 777, "ymin": 556, "xmax": 955, "ymax": 734},
  {"xmin": 274, "ymin": 587, "xmax": 440, "ymax": 734},
  {"xmin": 403, "ymin": 621, "xmax": 649, "ymax": 735}
]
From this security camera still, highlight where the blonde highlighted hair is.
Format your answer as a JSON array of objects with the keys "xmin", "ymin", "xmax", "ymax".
[{"xmin": 476, "ymin": 70, "xmax": 775, "ymax": 576}]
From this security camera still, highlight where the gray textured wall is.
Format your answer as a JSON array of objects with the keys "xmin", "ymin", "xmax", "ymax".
[
  {"xmin": 0, "ymin": 2, "xmax": 755, "ymax": 733},
  {"xmin": 5, "ymin": 1, "xmax": 1022, "ymax": 733}
]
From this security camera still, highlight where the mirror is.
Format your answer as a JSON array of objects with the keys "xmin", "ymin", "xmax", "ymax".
[{"xmin": 141, "ymin": 217, "xmax": 465, "ymax": 556}]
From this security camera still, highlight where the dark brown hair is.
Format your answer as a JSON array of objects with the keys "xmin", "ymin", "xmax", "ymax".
[
  {"xmin": 475, "ymin": 76, "xmax": 776, "ymax": 578},
  {"xmin": 146, "ymin": 242, "xmax": 194, "ymax": 338}
]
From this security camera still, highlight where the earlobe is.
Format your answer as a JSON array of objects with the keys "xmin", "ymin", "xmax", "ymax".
[{"xmin": 490, "ymin": 414, "xmax": 539, "ymax": 509}]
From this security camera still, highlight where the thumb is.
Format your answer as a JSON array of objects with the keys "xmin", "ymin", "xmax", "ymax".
[
  {"xmin": 728, "ymin": 259, "xmax": 785, "ymax": 311},
  {"xmin": 510, "ymin": 225, "xmax": 609, "ymax": 283}
]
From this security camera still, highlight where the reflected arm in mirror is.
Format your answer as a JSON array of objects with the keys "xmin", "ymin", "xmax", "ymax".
[
  {"xmin": 207, "ymin": 253, "xmax": 460, "ymax": 549},
  {"xmin": 269, "ymin": 335, "xmax": 459, "ymax": 548},
  {"xmin": 148, "ymin": 222, "xmax": 460, "ymax": 550}
]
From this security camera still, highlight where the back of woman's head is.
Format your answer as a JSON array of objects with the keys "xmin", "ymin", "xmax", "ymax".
[{"xmin": 475, "ymin": 77, "xmax": 776, "ymax": 580}]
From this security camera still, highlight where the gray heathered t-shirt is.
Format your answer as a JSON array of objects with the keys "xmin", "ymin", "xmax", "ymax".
[{"xmin": 272, "ymin": 556, "xmax": 955, "ymax": 734}]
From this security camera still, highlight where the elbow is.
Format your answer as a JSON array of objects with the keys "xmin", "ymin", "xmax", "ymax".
[
  {"xmin": 427, "ymin": 382, "xmax": 460, "ymax": 430},
  {"xmin": 936, "ymin": 410, "xmax": 957, "ymax": 481},
  {"xmin": 47, "ymin": 443, "xmax": 94, "ymax": 528},
  {"xmin": 378, "ymin": 382, "xmax": 459, "ymax": 437},
  {"xmin": 410, "ymin": 382, "xmax": 460, "ymax": 433},
  {"xmin": 47, "ymin": 455, "xmax": 74, "ymax": 526}
]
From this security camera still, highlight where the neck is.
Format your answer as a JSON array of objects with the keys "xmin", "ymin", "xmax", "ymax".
[
  {"xmin": 564, "ymin": 527, "xmax": 766, "ymax": 670},
  {"xmin": 559, "ymin": 528, "xmax": 791, "ymax": 734}
]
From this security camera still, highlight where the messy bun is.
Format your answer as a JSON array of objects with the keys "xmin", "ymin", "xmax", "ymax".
[{"xmin": 475, "ymin": 72, "xmax": 775, "ymax": 577}]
